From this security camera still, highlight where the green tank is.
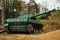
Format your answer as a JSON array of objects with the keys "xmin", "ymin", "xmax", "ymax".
[{"xmin": 4, "ymin": 9, "xmax": 56, "ymax": 34}]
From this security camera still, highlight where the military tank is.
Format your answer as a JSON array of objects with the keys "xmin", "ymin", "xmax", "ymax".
[
  {"xmin": 4, "ymin": 13, "xmax": 43, "ymax": 34},
  {"xmin": 4, "ymin": 9, "xmax": 56, "ymax": 34}
]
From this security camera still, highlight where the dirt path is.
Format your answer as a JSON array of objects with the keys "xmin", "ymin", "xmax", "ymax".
[{"xmin": 0, "ymin": 30, "xmax": 60, "ymax": 40}]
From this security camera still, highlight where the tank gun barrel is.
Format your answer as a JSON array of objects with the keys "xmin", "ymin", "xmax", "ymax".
[{"xmin": 30, "ymin": 9, "xmax": 56, "ymax": 19}]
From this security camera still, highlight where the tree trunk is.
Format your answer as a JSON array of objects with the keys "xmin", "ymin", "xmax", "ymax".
[{"xmin": 1, "ymin": 0, "xmax": 5, "ymax": 25}]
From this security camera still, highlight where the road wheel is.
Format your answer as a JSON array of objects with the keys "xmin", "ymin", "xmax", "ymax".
[
  {"xmin": 28, "ymin": 24, "xmax": 34, "ymax": 34},
  {"xmin": 34, "ymin": 29, "xmax": 38, "ymax": 34},
  {"xmin": 33, "ymin": 25, "xmax": 39, "ymax": 34}
]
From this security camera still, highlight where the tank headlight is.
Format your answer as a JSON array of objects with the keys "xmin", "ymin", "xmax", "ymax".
[{"xmin": 4, "ymin": 24, "xmax": 8, "ymax": 26}]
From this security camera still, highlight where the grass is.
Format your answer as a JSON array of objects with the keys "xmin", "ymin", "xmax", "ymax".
[{"xmin": 38, "ymin": 10, "xmax": 60, "ymax": 32}]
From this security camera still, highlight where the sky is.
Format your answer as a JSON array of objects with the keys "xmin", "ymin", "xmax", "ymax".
[{"xmin": 25, "ymin": 0, "xmax": 60, "ymax": 10}]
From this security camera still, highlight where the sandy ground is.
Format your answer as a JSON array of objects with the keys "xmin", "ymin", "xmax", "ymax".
[{"xmin": 0, "ymin": 30, "xmax": 60, "ymax": 40}]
